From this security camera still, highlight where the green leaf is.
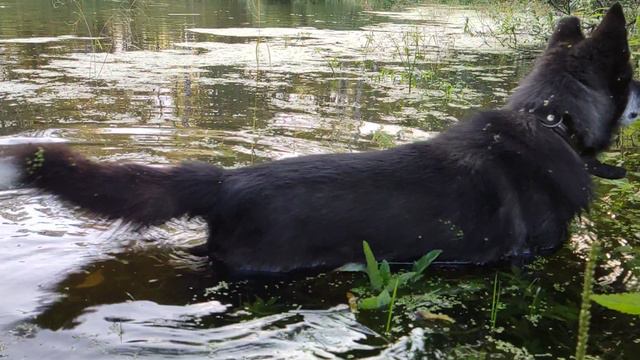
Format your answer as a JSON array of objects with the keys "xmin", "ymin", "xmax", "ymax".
[
  {"xmin": 412, "ymin": 249, "xmax": 442, "ymax": 275},
  {"xmin": 380, "ymin": 260, "xmax": 391, "ymax": 285},
  {"xmin": 389, "ymin": 272, "xmax": 418, "ymax": 290},
  {"xmin": 386, "ymin": 279, "xmax": 400, "ymax": 333},
  {"xmin": 359, "ymin": 289, "xmax": 391, "ymax": 310},
  {"xmin": 600, "ymin": 178, "xmax": 629, "ymax": 186},
  {"xmin": 591, "ymin": 293, "xmax": 640, "ymax": 315},
  {"xmin": 363, "ymin": 241, "xmax": 383, "ymax": 291}
]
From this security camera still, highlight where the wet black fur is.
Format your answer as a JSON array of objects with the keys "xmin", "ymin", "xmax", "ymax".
[{"xmin": 3, "ymin": 4, "xmax": 634, "ymax": 272}]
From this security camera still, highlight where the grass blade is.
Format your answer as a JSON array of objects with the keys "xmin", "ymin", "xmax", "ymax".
[
  {"xmin": 363, "ymin": 241, "xmax": 383, "ymax": 291},
  {"xmin": 385, "ymin": 278, "xmax": 400, "ymax": 334}
]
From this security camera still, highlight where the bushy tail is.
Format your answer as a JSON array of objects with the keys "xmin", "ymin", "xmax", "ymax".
[{"xmin": 0, "ymin": 143, "xmax": 223, "ymax": 225}]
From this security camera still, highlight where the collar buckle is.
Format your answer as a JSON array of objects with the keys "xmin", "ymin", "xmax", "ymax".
[{"xmin": 540, "ymin": 114, "xmax": 564, "ymax": 128}]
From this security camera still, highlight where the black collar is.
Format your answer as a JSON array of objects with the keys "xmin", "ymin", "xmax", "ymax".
[{"xmin": 532, "ymin": 111, "xmax": 579, "ymax": 150}]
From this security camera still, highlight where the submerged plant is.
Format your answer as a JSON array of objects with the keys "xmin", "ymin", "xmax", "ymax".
[
  {"xmin": 357, "ymin": 241, "xmax": 441, "ymax": 310},
  {"xmin": 244, "ymin": 296, "xmax": 281, "ymax": 316},
  {"xmin": 108, "ymin": 321, "xmax": 124, "ymax": 342}
]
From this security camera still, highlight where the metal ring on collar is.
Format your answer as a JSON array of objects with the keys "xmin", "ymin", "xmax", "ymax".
[{"xmin": 540, "ymin": 114, "xmax": 564, "ymax": 128}]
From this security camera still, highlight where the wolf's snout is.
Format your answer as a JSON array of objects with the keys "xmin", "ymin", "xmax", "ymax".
[{"xmin": 621, "ymin": 80, "xmax": 640, "ymax": 126}]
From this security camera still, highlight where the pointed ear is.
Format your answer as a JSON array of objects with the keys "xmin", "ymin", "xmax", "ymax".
[
  {"xmin": 592, "ymin": 2, "xmax": 626, "ymax": 39},
  {"xmin": 548, "ymin": 16, "xmax": 584, "ymax": 48}
]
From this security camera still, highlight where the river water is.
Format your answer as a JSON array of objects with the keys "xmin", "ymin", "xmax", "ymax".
[{"xmin": 0, "ymin": 1, "xmax": 638, "ymax": 359}]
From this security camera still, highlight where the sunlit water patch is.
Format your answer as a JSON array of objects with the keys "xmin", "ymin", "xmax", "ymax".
[{"xmin": 0, "ymin": 35, "xmax": 102, "ymax": 44}]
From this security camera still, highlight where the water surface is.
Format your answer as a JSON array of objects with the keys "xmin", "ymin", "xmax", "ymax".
[{"xmin": 0, "ymin": 1, "xmax": 638, "ymax": 359}]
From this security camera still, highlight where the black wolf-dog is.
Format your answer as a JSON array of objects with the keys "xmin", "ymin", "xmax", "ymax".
[{"xmin": 1, "ymin": 4, "xmax": 639, "ymax": 273}]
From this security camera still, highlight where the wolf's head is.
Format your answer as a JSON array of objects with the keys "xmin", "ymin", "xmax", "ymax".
[{"xmin": 507, "ymin": 3, "xmax": 638, "ymax": 155}]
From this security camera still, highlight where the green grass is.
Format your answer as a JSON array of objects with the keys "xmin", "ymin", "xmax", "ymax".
[
  {"xmin": 489, "ymin": 272, "xmax": 501, "ymax": 331},
  {"xmin": 385, "ymin": 278, "xmax": 400, "ymax": 334}
]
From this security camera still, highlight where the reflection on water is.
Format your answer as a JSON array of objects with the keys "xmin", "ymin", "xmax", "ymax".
[{"xmin": 0, "ymin": 0, "xmax": 638, "ymax": 359}]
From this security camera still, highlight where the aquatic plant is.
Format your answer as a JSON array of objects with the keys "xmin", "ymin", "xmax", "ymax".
[
  {"xmin": 357, "ymin": 241, "xmax": 441, "ymax": 310},
  {"xmin": 390, "ymin": 28, "xmax": 423, "ymax": 93},
  {"xmin": 244, "ymin": 296, "xmax": 281, "ymax": 317},
  {"xmin": 385, "ymin": 278, "xmax": 400, "ymax": 334},
  {"xmin": 575, "ymin": 237, "xmax": 599, "ymax": 360},
  {"xmin": 360, "ymin": 0, "xmax": 425, "ymax": 11},
  {"xmin": 52, "ymin": 0, "xmax": 149, "ymax": 78},
  {"xmin": 248, "ymin": 0, "xmax": 272, "ymax": 71},
  {"xmin": 371, "ymin": 129, "xmax": 396, "ymax": 149},
  {"xmin": 473, "ymin": 0, "xmax": 556, "ymax": 49},
  {"xmin": 470, "ymin": 1, "xmax": 640, "ymax": 51},
  {"xmin": 591, "ymin": 292, "xmax": 640, "ymax": 315},
  {"xmin": 489, "ymin": 272, "xmax": 501, "ymax": 331},
  {"xmin": 326, "ymin": 57, "xmax": 342, "ymax": 76}
]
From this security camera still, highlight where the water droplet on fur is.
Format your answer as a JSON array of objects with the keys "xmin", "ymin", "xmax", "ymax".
[
  {"xmin": 543, "ymin": 99, "xmax": 549, "ymax": 106},
  {"xmin": 528, "ymin": 109, "xmax": 535, "ymax": 113}
]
